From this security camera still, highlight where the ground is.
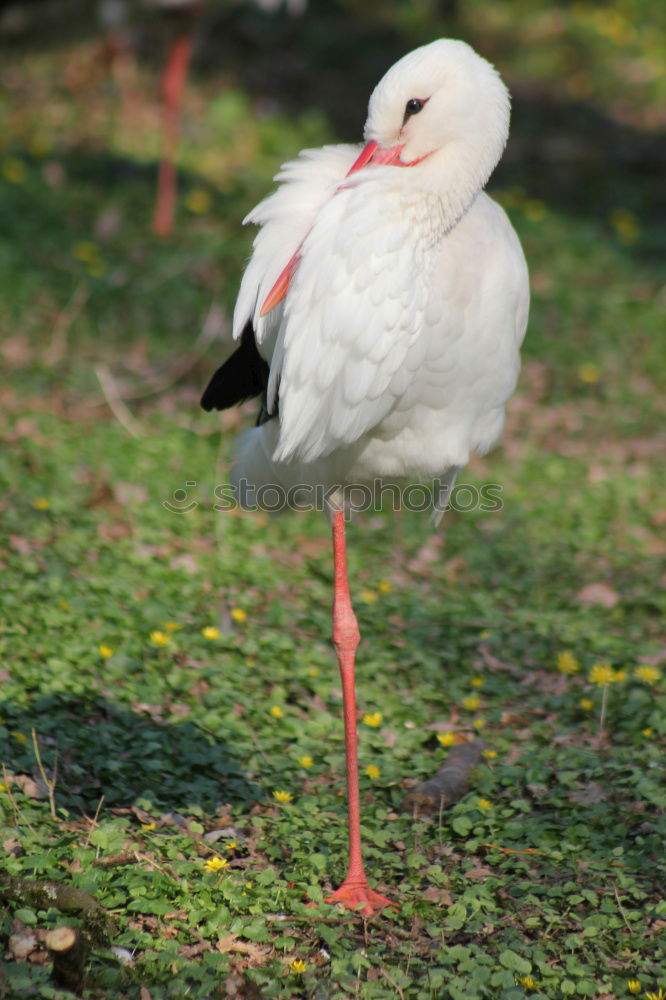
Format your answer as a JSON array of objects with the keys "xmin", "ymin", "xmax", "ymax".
[{"xmin": 0, "ymin": 6, "xmax": 665, "ymax": 998}]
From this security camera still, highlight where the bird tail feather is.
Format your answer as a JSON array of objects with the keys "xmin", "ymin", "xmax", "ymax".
[
  {"xmin": 230, "ymin": 423, "xmax": 345, "ymax": 517},
  {"xmin": 430, "ymin": 466, "xmax": 460, "ymax": 527}
]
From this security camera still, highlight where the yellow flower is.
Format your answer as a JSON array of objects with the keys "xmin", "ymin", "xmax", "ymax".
[
  {"xmin": 11, "ymin": 732, "xmax": 27, "ymax": 744},
  {"xmin": 290, "ymin": 959, "xmax": 307, "ymax": 974},
  {"xmin": 556, "ymin": 651, "xmax": 579, "ymax": 675},
  {"xmin": 523, "ymin": 199, "xmax": 547, "ymax": 222},
  {"xmin": 477, "ymin": 798, "xmax": 492, "ymax": 811},
  {"xmin": 516, "ymin": 976, "xmax": 537, "ymax": 990},
  {"xmin": 362, "ymin": 712, "xmax": 382, "ymax": 728},
  {"xmin": 60, "ymin": 601, "xmax": 70, "ymax": 611},
  {"xmin": 225, "ymin": 840, "xmax": 238, "ymax": 850},
  {"xmin": 204, "ymin": 857, "xmax": 229, "ymax": 872},
  {"xmin": 72, "ymin": 240, "xmax": 98, "ymax": 262},
  {"xmin": 627, "ymin": 982, "xmax": 641, "ymax": 995},
  {"xmin": 231, "ymin": 608, "xmax": 247, "ymax": 625},
  {"xmin": 28, "ymin": 135, "xmax": 50, "ymax": 157},
  {"xmin": 0, "ymin": 783, "xmax": 8, "ymax": 793},
  {"xmin": 471, "ymin": 676, "xmax": 484, "ymax": 688},
  {"xmin": 483, "ymin": 749, "xmax": 497, "ymax": 759},
  {"xmin": 163, "ymin": 621, "xmax": 182, "ymax": 632},
  {"xmin": 610, "ymin": 208, "xmax": 639, "ymax": 246},
  {"xmin": 615, "ymin": 669, "xmax": 627, "ymax": 682},
  {"xmin": 273, "ymin": 790, "xmax": 293, "ymax": 803},
  {"xmin": 309, "ymin": 667, "xmax": 318, "ymax": 677},
  {"xmin": 202, "ymin": 626, "xmax": 220, "ymax": 640},
  {"xmin": 87, "ymin": 259, "xmax": 107, "ymax": 279},
  {"xmin": 141, "ymin": 822, "xmax": 156, "ymax": 831},
  {"xmin": 642, "ymin": 728, "xmax": 653, "ymax": 737},
  {"xmin": 437, "ymin": 732, "xmax": 456, "ymax": 747},
  {"xmin": 472, "ymin": 718, "xmax": 486, "ymax": 730},
  {"xmin": 298, "ymin": 755, "xmax": 314, "ymax": 769},
  {"xmin": 645, "ymin": 991, "xmax": 665, "ymax": 1000},
  {"xmin": 360, "ymin": 589, "xmax": 378, "ymax": 604},
  {"xmin": 577, "ymin": 363, "xmax": 600, "ymax": 386},
  {"xmin": 462, "ymin": 695, "xmax": 480, "ymax": 711},
  {"xmin": 579, "ymin": 698, "xmax": 593, "ymax": 710},
  {"xmin": 479, "ymin": 629, "xmax": 491, "ymax": 640},
  {"xmin": 588, "ymin": 662, "xmax": 616, "ymax": 686},
  {"xmin": 185, "ymin": 188, "xmax": 212, "ymax": 214},
  {"xmin": 150, "ymin": 630, "xmax": 171, "ymax": 647},
  {"xmin": 99, "ymin": 645, "xmax": 114, "ymax": 659},
  {"xmin": 634, "ymin": 665, "xmax": 660, "ymax": 686},
  {"xmin": 364, "ymin": 765, "xmax": 380, "ymax": 780},
  {"xmin": 378, "ymin": 581, "xmax": 392, "ymax": 594},
  {"xmin": 32, "ymin": 498, "xmax": 50, "ymax": 510},
  {"xmin": 270, "ymin": 705, "xmax": 284, "ymax": 719},
  {"xmin": 3, "ymin": 157, "xmax": 27, "ymax": 183}
]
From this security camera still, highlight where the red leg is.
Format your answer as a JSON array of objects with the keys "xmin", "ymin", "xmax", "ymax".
[
  {"xmin": 152, "ymin": 31, "xmax": 194, "ymax": 237},
  {"xmin": 325, "ymin": 510, "xmax": 394, "ymax": 916}
]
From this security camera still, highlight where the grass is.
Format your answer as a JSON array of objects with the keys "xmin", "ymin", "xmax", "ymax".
[{"xmin": 1, "ymin": 21, "xmax": 665, "ymax": 1000}]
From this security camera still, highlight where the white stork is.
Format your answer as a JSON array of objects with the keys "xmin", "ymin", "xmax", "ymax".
[{"xmin": 202, "ymin": 38, "xmax": 529, "ymax": 914}]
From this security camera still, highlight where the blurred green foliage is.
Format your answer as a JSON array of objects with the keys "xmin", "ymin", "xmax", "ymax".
[{"xmin": 0, "ymin": 2, "xmax": 665, "ymax": 997}]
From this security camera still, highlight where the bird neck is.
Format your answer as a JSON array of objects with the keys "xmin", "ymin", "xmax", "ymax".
[{"xmin": 415, "ymin": 138, "xmax": 503, "ymax": 232}]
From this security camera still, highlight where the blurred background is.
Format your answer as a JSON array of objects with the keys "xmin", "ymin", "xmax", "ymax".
[
  {"xmin": 1, "ymin": 10, "xmax": 664, "ymax": 994},
  {"xmin": 0, "ymin": 0, "xmax": 663, "ymax": 399},
  {"xmin": 1, "ymin": 0, "xmax": 664, "ymax": 641}
]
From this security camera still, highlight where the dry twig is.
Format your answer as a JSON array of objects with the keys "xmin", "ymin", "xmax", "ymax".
[
  {"xmin": 401, "ymin": 741, "xmax": 487, "ymax": 817},
  {"xmin": 30, "ymin": 728, "xmax": 58, "ymax": 821},
  {"xmin": 94, "ymin": 364, "xmax": 143, "ymax": 437}
]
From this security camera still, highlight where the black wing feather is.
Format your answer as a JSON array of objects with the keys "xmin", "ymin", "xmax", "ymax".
[{"xmin": 200, "ymin": 321, "xmax": 270, "ymax": 413}]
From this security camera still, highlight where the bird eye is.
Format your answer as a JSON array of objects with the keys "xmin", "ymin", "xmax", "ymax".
[{"xmin": 405, "ymin": 98, "xmax": 425, "ymax": 116}]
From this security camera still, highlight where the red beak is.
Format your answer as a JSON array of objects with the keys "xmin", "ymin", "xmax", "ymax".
[
  {"xmin": 346, "ymin": 140, "xmax": 406, "ymax": 174},
  {"xmin": 259, "ymin": 253, "xmax": 300, "ymax": 318},
  {"xmin": 259, "ymin": 141, "xmax": 418, "ymax": 318}
]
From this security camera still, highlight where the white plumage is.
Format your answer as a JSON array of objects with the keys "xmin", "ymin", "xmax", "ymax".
[
  {"xmin": 204, "ymin": 37, "xmax": 530, "ymax": 914},
  {"xmin": 229, "ymin": 38, "xmax": 528, "ymax": 508}
]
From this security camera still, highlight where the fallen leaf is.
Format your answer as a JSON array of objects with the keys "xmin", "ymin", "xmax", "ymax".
[
  {"xmin": 204, "ymin": 827, "xmax": 238, "ymax": 844},
  {"xmin": 179, "ymin": 941, "xmax": 209, "ymax": 960},
  {"xmin": 422, "ymin": 886, "xmax": 453, "ymax": 905},
  {"xmin": 111, "ymin": 946, "xmax": 134, "ymax": 966},
  {"xmin": 170, "ymin": 553, "xmax": 199, "ymax": 574},
  {"xmin": 216, "ymin": 933, "xmax": 270, "ymax": 964},
  {"xmin": 14, "ymin": 775, "xmax": 47, "ymax": 799},
  {"xmin": 3, "ymin": 837, "xmax": 22, "ymax": 857},
  {"xmin": 464, "ymin": 864, "xmax": 495, "ymax": 881},
  {"xmin": 574, "ymin": 582, "xmax": 620, "ymax": 608},
  {"xmin": 9, "ymin": 535, "xmax": 33, "ymax": 556},
  {"xmin": 9, "ymin": 929, "xmax": 38, "ymax": 960},
  {"xmin": 130, "ymin": 805, "xmax": 156, "ymax": 825},
  {"xmin": 569, "ymin": 782, "xmax": 607, "ymax": 805},
  {"xmin": 1, "ymin": 334, "xmax": 32, "ymax": 367}
]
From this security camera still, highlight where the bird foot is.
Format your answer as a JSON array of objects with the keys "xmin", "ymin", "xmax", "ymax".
[{"xmin": 325, "ymin": 879, "xmax": 395, "ymax": 916}]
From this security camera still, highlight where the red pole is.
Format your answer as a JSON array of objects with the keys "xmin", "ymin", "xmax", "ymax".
[{"xmin": 152, "ymin": 30, "xmax": 194, "ymax": 237}]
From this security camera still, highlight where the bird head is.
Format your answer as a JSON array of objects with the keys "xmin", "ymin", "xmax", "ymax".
[{"xmin": 349, "ymin": 39, "xmax": 510, "ymax": 189}]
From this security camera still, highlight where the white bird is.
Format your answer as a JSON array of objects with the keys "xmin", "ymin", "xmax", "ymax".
[{"xmin": 202, "ymin": 38, "xmax": 529, "ymax": 915}]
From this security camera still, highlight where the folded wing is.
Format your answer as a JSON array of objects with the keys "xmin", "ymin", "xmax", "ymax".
[
  {"xmin": 272, "ymin": 177, "xmax": 445, "ymax": 463},
  {"xmin": 233, "ymin": 144, "xmax": 361, "ymax": 346}
]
